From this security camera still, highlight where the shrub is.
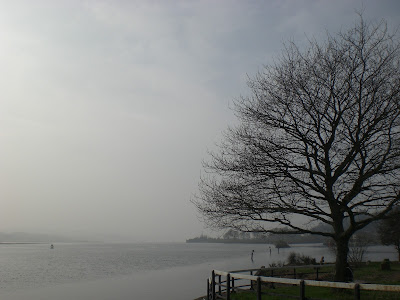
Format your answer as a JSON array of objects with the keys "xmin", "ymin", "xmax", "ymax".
[
  {"xmin": 287, "ymin": 252, "xmax": 316, "ymax": 265},
  {"xmin": 268, "ymin": 261, "xmax": 285, "ymax": 268}
]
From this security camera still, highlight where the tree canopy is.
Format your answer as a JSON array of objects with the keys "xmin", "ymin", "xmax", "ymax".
[{"xmin": 194, "ymin": 16, "xmax": 400, "ymax": 281}]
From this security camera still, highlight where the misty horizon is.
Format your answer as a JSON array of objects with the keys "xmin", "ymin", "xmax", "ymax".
[{"xmin": 1, "ymin": 1, "xmax": 399, "ymax": 243}]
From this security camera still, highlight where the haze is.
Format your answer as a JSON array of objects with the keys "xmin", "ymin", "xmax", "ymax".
[{"xmin": 0, "ymin": 0, "xmax": 399, "ymax": 242}]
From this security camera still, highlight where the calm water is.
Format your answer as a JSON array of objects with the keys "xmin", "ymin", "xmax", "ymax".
[{"xmin": 0, "ymin": 242, "xmax": 396, "ymax": 299}]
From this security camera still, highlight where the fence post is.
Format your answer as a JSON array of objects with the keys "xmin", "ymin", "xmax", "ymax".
[
  {"xmin": 207, "ymin": 278, "xmax": 210, "ymax": 300},
  {"xmin": 218, "ymin": 275, "xmax": 222, "ymax": 295},
  {"xmin": 212, "ymin": 270, "xmax": 216, "ymax": 300},
  {"xmin": 270, "ymin": 269, "xmax": 275, "ymax": 289},
  {"xmin": 299, "ymin": 280, "xmax": 305, "ymax": 300},
  {"xmin": 354, "ymin": 283, "xmax": 360, "ymax": 300},
  {"xmin": 294, "ymin": 268, "xmax": 296, "ymax": 279},
  {"xmin": 232, "ymin": 275, "xmax": 235, "ymax": 292},
  {"xmin": 250, "ymin": 270, "xmax": 253, "ymax": 290},
  {"xmin": 316, "ymin": 267, "xmax": 319, "ymax": 280},
  {"xmin": 226, "ymin": 273, "xmax": 231, "ymax": 300},
  {"xmin": 257, "ymin": 276, "xmax": 262, "ymax": 300}
]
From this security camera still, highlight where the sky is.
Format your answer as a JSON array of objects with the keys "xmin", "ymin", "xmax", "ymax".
[{"xmin": 0, "ymin": 0, "xmax": 399, "ymax": 242}]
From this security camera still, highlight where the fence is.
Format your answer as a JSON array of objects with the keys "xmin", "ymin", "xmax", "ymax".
[{"xmin": 206, "ymin": 265, "xmax": 400, "ymax": 300}]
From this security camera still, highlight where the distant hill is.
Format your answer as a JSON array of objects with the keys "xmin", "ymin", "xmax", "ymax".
[{"xmin": 0, "ymin": 232, "xmax": 75, "ymax": 243}]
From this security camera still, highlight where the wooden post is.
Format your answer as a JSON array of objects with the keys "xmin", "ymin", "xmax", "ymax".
[
  {"xmin": 354, "ymin": 283, "xmax": 360, "ymax": 300},
  {"xmin": 257, "ymin": 276, "xmax": 262, "ymax": 300},
  {"xmin": 231, "ymin": 275, "xmax": 235, "ymax": 292},
  {"xmin": 250, "ymin": 270, "xmax": 253, "ymax": 290},
  {"xmin": 294, "ymin": 268, "xmax": 296, "ymax": 279},
  {"xmin": 207, "ymin": 278, "xmax": 210, "ymax": 300},
  {"xmin": 270, "ymin": 270, "xmax": 275, "ymax": 289},
  {"xmin": 218, "ymin": 275, "xmax": 222, "ymax": 295},
  {"xmin": 226, "ymin": 273, "xmax": 231, "ymax": 300},
  {"xmin": 299, "ymin": 280, "xmax": 305, "ymax": 300},
  {"xmin": 212, "ymin": 270, "xmax": 216, "ymax": 300},
  {"xmin": 316, "ymin": 267, "xmax": 319, "ymax": 280}
]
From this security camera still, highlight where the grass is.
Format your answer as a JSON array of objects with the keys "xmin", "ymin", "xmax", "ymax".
[
  {"xmin": 353, "ymin": 261, "xmax": 400, "ymax": 285},
  {"xmin": 225, "ymin": 262, "xmax": 400, "ymax": 300},
  {"xmin": 230, "ymin": 286, "xmax": 355, "ymax": 300}
]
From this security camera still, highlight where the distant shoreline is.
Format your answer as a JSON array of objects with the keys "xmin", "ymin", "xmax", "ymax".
[
  {"xmin": 186, "ymin": 237, "xmax": 320, "ymax": 245},
  {"xmin": 0, "ymin": 242, "xmax": 48, "ymax": 244},
  {"xmin": 186, "ymin": 238, "xmax": 270, "ymax": 244}
]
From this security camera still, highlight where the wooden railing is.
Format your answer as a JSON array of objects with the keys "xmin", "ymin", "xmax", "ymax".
[{"xmin": 206, "ymin": 265, "xmax": 400, "ymax": 300}]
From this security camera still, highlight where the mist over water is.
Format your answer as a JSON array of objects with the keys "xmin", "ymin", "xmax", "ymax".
[{"xmin": 0, "ymin": 242, "xmax": 396, "ymax": 300}]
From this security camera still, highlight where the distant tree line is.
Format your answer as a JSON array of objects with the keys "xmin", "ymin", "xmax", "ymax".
[{"xmin": 188, "ymin": 221, "xmax": 382, "ymax": 245}]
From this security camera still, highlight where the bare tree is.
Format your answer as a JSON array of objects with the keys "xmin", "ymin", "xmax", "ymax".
[
  {"xmin": 348, "ymin": 233, "xmax": 371, "ymax": 266},
  {"xmin": 194, "ymin": 16, "xmax": 400, "ymax": 282},
  {"xmin": 378, "ymin": 207, "xmax": 400, "ymax": 261}
]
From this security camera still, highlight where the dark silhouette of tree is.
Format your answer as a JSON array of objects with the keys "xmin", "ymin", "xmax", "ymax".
[
  {"xmin": 378, "ymin": 207, "xmax": 400, "ymax": 261},
  {"xmin": 194, "ymin": 16, "xmax": 400, "ymax": 282}
]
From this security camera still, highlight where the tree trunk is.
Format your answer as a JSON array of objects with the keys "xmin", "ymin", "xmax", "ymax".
[{"xmin": 334, "ymin": 238, "xmax": 350, "ymax": 282}]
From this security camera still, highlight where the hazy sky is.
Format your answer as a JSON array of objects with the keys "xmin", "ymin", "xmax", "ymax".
[{"xmin": 0, "ymin": 0, "xmax": 399, "ymax": 242}]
